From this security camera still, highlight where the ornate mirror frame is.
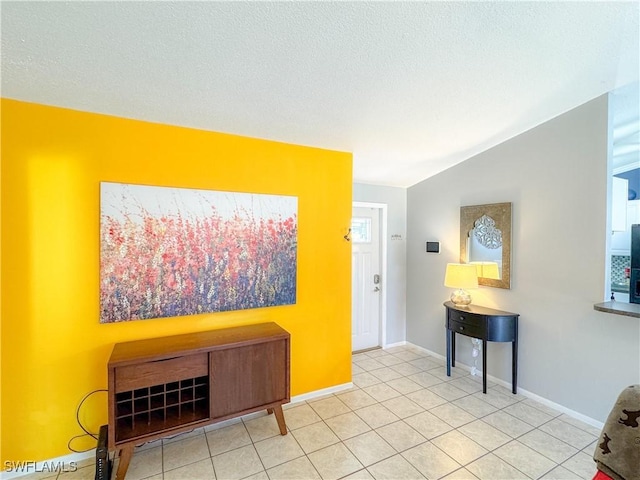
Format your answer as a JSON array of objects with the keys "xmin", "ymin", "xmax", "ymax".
[{"xmin": 460, "ymin": 202, "xmax": 512, "ymax": 289}]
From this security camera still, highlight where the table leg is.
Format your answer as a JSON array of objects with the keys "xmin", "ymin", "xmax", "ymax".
[
  {"xmin": 451, "ymin": 331, "xmax": 456, "ymax": 367},
  {"xmin": 482, "ymin": 339, "xmax": 487, "ymax": 394},
  {"xmin": 512, "ymin": 338, "xmax": 518, "ymax": 394},
  {"xmin": 446, "ymin": 329, "xmax": 451, "ymax": 376}
]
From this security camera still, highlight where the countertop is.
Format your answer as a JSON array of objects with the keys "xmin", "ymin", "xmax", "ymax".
[{"xmin": 593, "ymin": 301, "xmax": 640, "ymax": 318}]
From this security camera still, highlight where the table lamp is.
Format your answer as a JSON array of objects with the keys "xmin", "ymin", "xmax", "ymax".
[{"xmin": 444, "ymin": 263, "xmax": 478, "ymax": 306}]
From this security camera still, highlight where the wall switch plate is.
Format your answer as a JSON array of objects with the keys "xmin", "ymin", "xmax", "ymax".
[{"xmin": 426, "ymin": 241, "xmax": 440, "ymax": 253}]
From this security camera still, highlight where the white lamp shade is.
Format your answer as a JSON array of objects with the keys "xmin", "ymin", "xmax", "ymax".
[{"xmin": 444, "ymin": 263, "xmax": 478, "ymax": 289}]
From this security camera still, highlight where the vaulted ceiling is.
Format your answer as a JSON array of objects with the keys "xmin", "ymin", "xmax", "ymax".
[{"xmin": 2, "ymin": 1, "xmax": 638, "ymax": 187}]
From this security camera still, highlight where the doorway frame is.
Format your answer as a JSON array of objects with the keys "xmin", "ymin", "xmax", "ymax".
[{"xmin": 352, "ymin": 201, "xmax": 388, "ymax": 348}]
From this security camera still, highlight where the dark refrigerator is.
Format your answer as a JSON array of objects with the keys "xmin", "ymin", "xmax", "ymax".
[{"xmin": 631, "ymin": 224, "xmax": 640, "ymax": 303}]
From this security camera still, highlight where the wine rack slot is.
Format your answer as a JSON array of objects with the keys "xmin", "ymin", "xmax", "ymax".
[{"xmin": 115, "ymin": 376, "xmax": 209, "ymax": 442}]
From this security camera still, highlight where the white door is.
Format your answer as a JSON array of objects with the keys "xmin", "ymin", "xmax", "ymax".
[{"xmin": 351, "ymin": 207, "xmax": 381, "ymax": 351}]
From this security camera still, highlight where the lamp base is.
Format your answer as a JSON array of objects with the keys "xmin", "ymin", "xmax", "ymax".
[{"xmin": 450, "ymin": 289, "xmax": 472, "ymax": 306}]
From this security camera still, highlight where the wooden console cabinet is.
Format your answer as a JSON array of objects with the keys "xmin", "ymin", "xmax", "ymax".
[{"xmin": 107, "ymin": 322, "xmax": 290, "ymax": 479}]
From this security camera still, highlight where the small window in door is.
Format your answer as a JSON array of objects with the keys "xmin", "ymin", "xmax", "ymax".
[{"xmin": 351, "ymin": 217, "xmax": 371, "ymax": 243}]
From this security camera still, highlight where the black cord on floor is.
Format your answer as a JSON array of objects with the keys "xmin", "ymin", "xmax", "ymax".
[{"xmin": 68, "ymin": 389, "xmax": 108, "ymax": 453}]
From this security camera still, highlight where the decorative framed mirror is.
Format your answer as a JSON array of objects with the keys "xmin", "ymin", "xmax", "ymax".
[{"xmin": 460, "ymin": 202, "xmax": 512, "ymax": 289}]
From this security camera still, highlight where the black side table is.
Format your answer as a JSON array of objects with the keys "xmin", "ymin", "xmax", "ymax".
[{"xmin": 444, "ymin": 301, "xmax": 519, "ymax": 394}]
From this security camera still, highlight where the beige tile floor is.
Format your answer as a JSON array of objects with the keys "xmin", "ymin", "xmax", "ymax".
[{"xmin": 48, "ymin": 345, "xmax": 601, "ymax": 480}]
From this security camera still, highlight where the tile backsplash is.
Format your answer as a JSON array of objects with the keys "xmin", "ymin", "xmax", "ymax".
[{"xmin": 611, "ymin": 255, "xmax": 631, "ymax": 284}]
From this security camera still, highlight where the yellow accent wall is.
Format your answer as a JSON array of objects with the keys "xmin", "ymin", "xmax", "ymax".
[{"xmin": 0, "ymin": 99, "xmax": 352, "ymax": 463}]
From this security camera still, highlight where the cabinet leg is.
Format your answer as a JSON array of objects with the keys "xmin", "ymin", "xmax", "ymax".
[
  {"xmin": 273, "ymin": 404, "xmax": 287, "ymax": 435},
  {"xmin": 267, "ymin": 408, "xmax": 274, "ymax": 415},
  {"xmin": 115, "ymin": 445, "xmax": 134, "ymax": 480}
]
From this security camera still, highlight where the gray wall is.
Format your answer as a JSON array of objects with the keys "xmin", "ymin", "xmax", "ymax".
[
  {"xmin": 353, "ymin": 183, "xmax": 407, "ymax": 345},
  {"xmin": 406, "ymin": 95, "xmax": 640, "ymax": 422}
]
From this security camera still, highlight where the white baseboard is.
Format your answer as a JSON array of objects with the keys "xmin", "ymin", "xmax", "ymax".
[
  {"xmin": 382, "ymin": 341, "xmax": 407, "ymax": 349},
  {"xmin": 408, "ymin": 343, "xmax": 447, "ymax": 361},
  {"xmin": 290, "ymin": 382, "xmax": 354, "ymax": 404},
  {"xmin": 406, "ymin": 342, "xmax": 604, "ymax": 430}
]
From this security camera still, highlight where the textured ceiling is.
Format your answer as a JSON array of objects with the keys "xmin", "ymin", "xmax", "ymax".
[{"xmin": 2, "ymin": 1, "xmax": 639, "ymax": 187}]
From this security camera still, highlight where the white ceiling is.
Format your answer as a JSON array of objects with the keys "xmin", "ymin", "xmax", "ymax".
[{"xmin": 2, "ymin": 1, "xmax": 639, "ymax": 187}]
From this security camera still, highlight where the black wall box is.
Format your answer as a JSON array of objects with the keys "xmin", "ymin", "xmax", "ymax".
[{"xmin": 426, "ymin": 242, "xmax": 440, "ymax": 253}]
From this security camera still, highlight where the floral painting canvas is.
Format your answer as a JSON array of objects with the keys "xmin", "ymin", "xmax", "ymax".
[{"xmin": 100, "ymin": 182, "xmax": 297, "ymax": 323}]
